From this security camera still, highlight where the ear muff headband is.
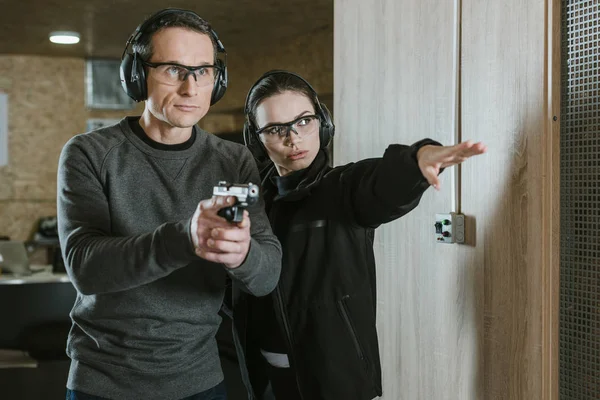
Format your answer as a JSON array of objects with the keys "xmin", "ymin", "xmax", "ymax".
[{"xmin": 120, "ymin": 8, "xmax": 228, "ymax": 105}]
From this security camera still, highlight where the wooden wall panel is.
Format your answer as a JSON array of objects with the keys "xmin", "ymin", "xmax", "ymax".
[
  {"xmin": 335, "ymin": 0, "xmax": 554, "ymax": 398},
  {"xmin": 461, "ymin": 0, "xmax": 546, "ymax": 398},
  {"xmin": 335, "ymin": 1, "xmax": 475, "ymax": 399}
]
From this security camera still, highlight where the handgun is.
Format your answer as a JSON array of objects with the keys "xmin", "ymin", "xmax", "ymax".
[{"xmin": 213, "ymin": 181, "xmax": 260, "ymax": 223}]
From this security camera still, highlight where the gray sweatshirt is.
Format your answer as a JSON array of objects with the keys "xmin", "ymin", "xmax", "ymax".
[{"xmin": 57, "ymin": 118, "xmax": 281, "ymax": 399}]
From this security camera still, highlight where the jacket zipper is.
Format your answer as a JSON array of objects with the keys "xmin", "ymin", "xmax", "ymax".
[
  {"xmin": 340, "ymin": 295, "xmax": 382, "ymax": 394},
  {"xmin": 269, "ymin": 199, "xmax": 304, "ymax": 399},
  {"xmin": 274, "ymin": 287, "xmax": 305, "ymax": 400},
  {"xmin": 339, "ymin": 296, "xmax": 367, "ymax": 364}
]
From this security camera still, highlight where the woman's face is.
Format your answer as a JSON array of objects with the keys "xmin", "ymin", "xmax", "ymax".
[{"xmin": 254, "ymin": 91, "xmax": 321, "ymax": 176}]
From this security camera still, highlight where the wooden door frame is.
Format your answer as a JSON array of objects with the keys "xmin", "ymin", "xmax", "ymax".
[{"xmin": 542, "ymin": 0, "xmax": 561, "ymax": 398}]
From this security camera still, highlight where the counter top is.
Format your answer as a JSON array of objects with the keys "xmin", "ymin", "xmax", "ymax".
[{"xmin": 0, "ymin": 267, "xmax": 70, "ymax": 285}]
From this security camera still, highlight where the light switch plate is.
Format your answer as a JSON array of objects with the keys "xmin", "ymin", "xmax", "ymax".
[{"xmin": 435, "ymin": 212, "xmax": 464, "ymax": 244}]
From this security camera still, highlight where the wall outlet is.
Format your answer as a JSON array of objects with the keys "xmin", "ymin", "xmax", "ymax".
[{"xmin": 434, "ymin": 212, "xmax": 464, "ymax": 244}]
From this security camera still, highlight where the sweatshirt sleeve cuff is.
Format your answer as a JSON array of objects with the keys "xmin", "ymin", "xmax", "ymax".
[
  {"xmin": 160, "ymin": 217, "xmax": 199, "ymax": 263},
  {"xmin": 226, "ymin": 238, "xmax": 261, "ymax": 279},
  {"xmin": 225, "ymin": 238, "xmax": 279, "ymax": 297}
]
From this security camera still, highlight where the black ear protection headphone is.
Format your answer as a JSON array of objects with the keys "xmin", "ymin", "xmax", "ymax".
[
  {"xmin": 120, "ymin": 8, "xmax": 228, "ymax": 105},
  {"xmin": 242, "ymin": 70, "xmax": 335, "ymax": 162}
]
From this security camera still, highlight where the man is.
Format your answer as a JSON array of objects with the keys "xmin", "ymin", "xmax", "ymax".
[{"xmin": 57, "ymin": 8, "xmax": 281, "ymax": 400}]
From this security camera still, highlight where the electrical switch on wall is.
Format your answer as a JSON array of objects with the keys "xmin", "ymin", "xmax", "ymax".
[{"xmin": 435, "ymin": 213, "xmax": 464, "ymax": 244}]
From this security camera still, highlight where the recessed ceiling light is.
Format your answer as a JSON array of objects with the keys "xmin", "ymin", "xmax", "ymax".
[{"xmin": 49, "ymin": 31, "xmax": 80, "ymax": 45}]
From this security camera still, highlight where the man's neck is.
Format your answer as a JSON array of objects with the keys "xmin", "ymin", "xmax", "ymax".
[{"xmin": 139, "ymin": 110, "xmax": 193, "ymax": 145}]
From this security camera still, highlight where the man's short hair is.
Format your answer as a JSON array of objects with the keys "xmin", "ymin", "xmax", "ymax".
[{"xmin": 133, "ymin": 11, "xmax": 217, "ymax": 63}]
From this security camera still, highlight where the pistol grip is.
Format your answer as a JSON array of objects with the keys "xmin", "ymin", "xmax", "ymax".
[{"xmin": 218, "ymin": 206, "xmax": 244, "ymax": 223}]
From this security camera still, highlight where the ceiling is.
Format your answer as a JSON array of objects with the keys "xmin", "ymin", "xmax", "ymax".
[{"xmin": 0, "ymin": 0, "xmax": 333, "ymax": 58}]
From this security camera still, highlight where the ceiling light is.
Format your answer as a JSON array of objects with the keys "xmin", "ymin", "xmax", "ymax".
[{"xmin": 49, "ymin": 31, "xmax": 80, "ymax": 45}]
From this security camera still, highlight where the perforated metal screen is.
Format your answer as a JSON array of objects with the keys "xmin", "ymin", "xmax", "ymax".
[{"xmin": 560, "ymin": 1, "xmax": 600, "ymax": 399}]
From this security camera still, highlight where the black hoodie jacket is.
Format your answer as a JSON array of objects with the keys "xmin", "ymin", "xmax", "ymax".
[{"xmin": 232, "ymin": 139, "xmax": 440, "ymax": 400}]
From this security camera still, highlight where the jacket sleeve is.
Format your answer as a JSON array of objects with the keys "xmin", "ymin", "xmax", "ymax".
[
  {"xmin": 338, "ymin": 139, "xmax": 441, "ymax": 228},
  {"xmin": 223, "ymin": 148, "xmax": 282, "ymax": 297},
  {"xmin": 57, "ymin": 137, "xmax": 200, "ymax": 295}
]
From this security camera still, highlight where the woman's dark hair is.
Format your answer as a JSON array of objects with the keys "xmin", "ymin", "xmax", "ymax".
[
  {"xmin": 133, "ymin": 11, "xmax": 217, "ymax": 63},
  {"xmin": 246, "ymin": 72, "xmax": 319, "ymax": 129}
]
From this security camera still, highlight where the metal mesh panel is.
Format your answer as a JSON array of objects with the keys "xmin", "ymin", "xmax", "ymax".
[{"xmin": 560, "ymin": 1, "xmax": 600, "ymax": 399}]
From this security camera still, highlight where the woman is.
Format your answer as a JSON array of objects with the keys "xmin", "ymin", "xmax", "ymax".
[{"xmin": 232, "ymin": 70, "xmax": 486, "ymax": 400}]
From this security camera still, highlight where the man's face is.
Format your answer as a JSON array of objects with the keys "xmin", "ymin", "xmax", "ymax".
[{"xmin": 144, "ymin": 27, "xmax": 215, "ymax": 128}]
